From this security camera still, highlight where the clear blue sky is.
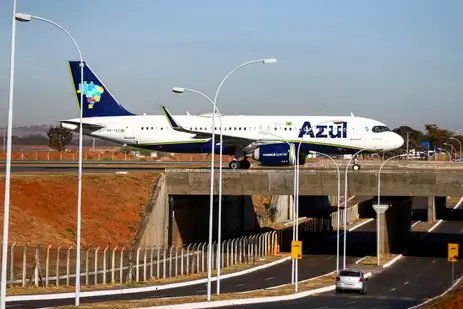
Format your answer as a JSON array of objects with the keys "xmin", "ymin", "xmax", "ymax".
[{"xmin": 0, "ymin": 0, "xmax": 462, "ymax": 131}]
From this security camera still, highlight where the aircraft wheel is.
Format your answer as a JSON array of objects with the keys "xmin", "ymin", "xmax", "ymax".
[
  {"xmin": 352, "ymin": 164, "xmax": 361, "ymax": 171},
  {"xmin": 239, "ymin": 159, "xmax": 251, "ymax": 169},
  {"xmin": 229, "ymin": 160, "xmax": 240, "ymax": 170}
]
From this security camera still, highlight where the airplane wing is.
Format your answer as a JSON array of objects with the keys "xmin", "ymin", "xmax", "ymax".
[
  {"xmin": 161, "ymin": 106, "xmax": 256, "ymax": 149},
  {"xmin": 60, "ymin": 120, "xmax": 105, "ymax": 132}
]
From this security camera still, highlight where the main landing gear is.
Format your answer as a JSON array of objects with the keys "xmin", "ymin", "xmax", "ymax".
[{"xmin": 229, "ymin": 158, "xmax": 251, "ymax": 170}]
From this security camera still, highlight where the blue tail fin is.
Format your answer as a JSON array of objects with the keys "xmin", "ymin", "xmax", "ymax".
[{"xmin": 68, "ymin": 61, "xmax": 134, "ymax": 117}]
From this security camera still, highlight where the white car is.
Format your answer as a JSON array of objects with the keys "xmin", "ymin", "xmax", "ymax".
[{"xmin": 335, "ymin": 269, "xmax": 367, "ymax": 293}]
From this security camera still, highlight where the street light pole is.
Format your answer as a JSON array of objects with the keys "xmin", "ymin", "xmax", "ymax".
[
  {"xmin": 172, "ymin": 87, "xmax": 217, "ymax": 301},
  {"xmin": 343, "ymin": 149, "xmax": 365, "ymax": 269},
  {"xmin": 377, "ymin": 154, "xmax": 405, "ymax": 266},
  {"xmin": 1, "ymin": 1, "xmax": 17, "ymax": 308},
  {"xmin": 309, "ymin": 151, "xmax": 340, "ymax": 273},
  {"xmin": 450, "ymin": 137, "xmax": 462, "ymax": 162},
  {"xmin": 173, "ymin": 58, "xmax": 276, "ymax": 297},
  {"xmin": 15, "ymin": 12, "xmax": 84, "ymax": 306}
]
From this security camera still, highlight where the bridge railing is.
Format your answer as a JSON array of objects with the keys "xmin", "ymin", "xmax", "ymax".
[{"xmin": 1, "ymin": 231, "xmax": 278, "ymax": 288}]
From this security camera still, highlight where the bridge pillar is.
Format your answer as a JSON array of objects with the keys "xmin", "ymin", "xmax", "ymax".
[
  {"xmin": 379, "ymin": 197, "xmax": 412, "ymax": 255},
  {"xmin": 427, "ymin": 196, "xmax": 447, "ymax": 222}
]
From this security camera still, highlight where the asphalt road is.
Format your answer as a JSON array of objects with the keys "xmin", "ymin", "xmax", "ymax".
[
  {"xmin": 233, "ymin": 209, "xmax": 463, "ymax": 309},
  {"xmin": 7, "ymin": 220, "xmax": 373, "ymax": 308}
]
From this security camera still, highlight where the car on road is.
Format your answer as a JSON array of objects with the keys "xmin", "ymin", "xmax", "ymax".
[{"xmin": 336, "ymin": 269, "xmax": 367, "ymax": 294}]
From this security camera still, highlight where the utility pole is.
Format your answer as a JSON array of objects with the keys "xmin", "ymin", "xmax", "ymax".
[{"xmin": 406, "ymin": 132, "xmax": 410, "ymax": 160}]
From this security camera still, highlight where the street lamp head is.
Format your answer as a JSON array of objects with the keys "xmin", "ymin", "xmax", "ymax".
[
  {"xmin": 172, "ymin": 87, "xmax": 185, "ymax": 94},
  {"xmin": 15, "ymin": 13, "xmax": 32, "ymax": 22},
  {"xmin": 443, "ymin": 142, "xmax": 450, "ymax": 146},
  {"xmin": 263, "ymin": 58, "xmax": 277, "ymax": 64}
]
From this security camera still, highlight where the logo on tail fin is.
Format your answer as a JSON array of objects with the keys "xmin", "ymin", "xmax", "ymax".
[{"xmin": 78, "ymin": 81, "xmax": 104, "ymax": 109}]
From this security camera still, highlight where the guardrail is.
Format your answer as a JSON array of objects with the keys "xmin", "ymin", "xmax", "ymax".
[{"xmin": 3, "ymin": 231, "xmax": 278, "ymax": 288}]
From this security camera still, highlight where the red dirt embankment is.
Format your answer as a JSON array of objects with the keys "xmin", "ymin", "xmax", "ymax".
[{"xmin": 0, "ymin": 173, "xmax": 159, "ymax": 248}]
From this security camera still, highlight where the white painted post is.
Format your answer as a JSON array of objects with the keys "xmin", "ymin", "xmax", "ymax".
[
  {"xmin": 212, "ymin": 242, "xmax": 217, "ymax": 270},
  {"xmin": 175, "ymin": 247, "xmax": 179, "ymax": 277},
  {"xmin": 9, "ymin": 242, "xmax": 16, "ymax": 287},
  {"xmin": 169, "ymin": 246, "xmax": 173, "ymax": 277},
  {"xmin": 162, "ymin": 247, "xmax": 167, "ymax": 279},
  {"xmin": 201, "ymin": 243, "xmax": 206, "ymax": 273},
  {"xmin": 119, "ymin": 247, "xmax": 125, "ymax": 284},
  {"xmin": 34, "ymin": 245, "xmax": 40, "ymax": 287},
  {"xmin": 156, "ymin": 248, "xmax": 160, "ymax": 278},
  {"xmin": 186, "ymin": 244, "xmax": 192, "ymax": 275},
  {"xmin": 66, "ymin": 245, "xmax": 74, "ymax": 286},
  {"xmin": 225, "ymin": 240, "xmax": 229, "ymax": 267},
  {"xmin": 230, "ymin": 240, "xmax": 235, "ymax": 266},
  {"xmin": 45, "ymin": 244, "xmax": 51, "ymax": 287},
  {"xmin": 196, "ymin": 245, "xmax": 200, "ymax": 274},
  {"xmin": 94, "ymin": 246, "xmax": 100, "ymax": 285},
  {"xmin": 135, "ymin": 247, "xmax": 140, "ymax": 282},
  {"xmin": 56, "ymin": 246, "xmax": 62, "ymax": 286},
  {"xmin": 143, "ymin": 248, "xmax": 147, "ymax": 281},
  {"xmin": 180, "ymin": 247, "xmax": 184, "ymax": 276},
  {"xmin": 150, "ymin": 247, "xmax": 155, "ymax": 279},
  {"xmin": 103, "ymin": 246, "xmax": 109, "ymax": 284},
  {"xmin": 85, "ymin": 247, "xmax": 90, "ymax": 285},
  {"xmin": 22, "ymin": 243, "xmax": 28, "ymax": 287},
  {"xmin": 111, "ymin": 246, "xmax": 118, "ymax": 284}
]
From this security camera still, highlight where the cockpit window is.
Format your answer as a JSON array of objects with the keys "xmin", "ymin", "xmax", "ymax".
[{"xmin": 372, "ymin": 126, "xmax": 390, "ymax": 133}]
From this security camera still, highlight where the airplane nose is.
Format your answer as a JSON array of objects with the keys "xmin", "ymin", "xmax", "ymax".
[{"xmin": 395, "ymin": 134, "xmax": 404, "ymax": 148}]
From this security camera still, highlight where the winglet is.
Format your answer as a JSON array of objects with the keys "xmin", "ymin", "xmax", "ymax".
[{"xmin": 161, "ymin": 105, "xmax": 182, "ymax": 130}]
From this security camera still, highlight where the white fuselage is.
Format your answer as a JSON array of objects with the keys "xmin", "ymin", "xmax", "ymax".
[{"xmin": 61, "ymin": 114, "xmax": 404, "ymax": 155}]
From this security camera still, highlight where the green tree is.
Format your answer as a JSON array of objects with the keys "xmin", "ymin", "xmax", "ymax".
[
  {"xmin": 47, "ymin": 126, "xmax": 73, "ymax": 152},
  {"xmin": 424, "ymin": 124, "xmax": 452, "ymax": 150},
  {"xmin": 393, "ymin": 126, "xmax": 424, "ymax": 151}
]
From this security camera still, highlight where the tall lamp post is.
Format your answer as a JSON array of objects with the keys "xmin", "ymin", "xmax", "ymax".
[
  {"xmin": 172, "ymin": 57, "xmax": 276, "ymax": 299},
  {"xmin": 15, "ymin": 12, "xmax": 84, "ymax": 306},
  {"xmin": 376, "ymin": 154, "xmax": 406, "ymax": 266},
  {"xmin": 450, "ymin": 137, "xmax": 462, "ymax": 162},
  {"xmin": 343, "ymin": 149, "xmax": 365, "ymax": 269},
  {"xmin": 1, "ymin": 2, "xmax": 18, "ymax": 308},
  {"xmin": 309, "ymin": 150, "xmax": 341, "ymax": 273}
]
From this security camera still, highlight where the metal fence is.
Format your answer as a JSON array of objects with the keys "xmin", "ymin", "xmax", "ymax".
[{"xmin": 2, "ymin": 231, "xmax": 278, "ymax": 288}]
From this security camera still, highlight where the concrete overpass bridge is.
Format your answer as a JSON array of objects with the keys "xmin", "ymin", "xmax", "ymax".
[{"xmin": 138, "ymin": 163, "xmax": 463, "ymax": 258}]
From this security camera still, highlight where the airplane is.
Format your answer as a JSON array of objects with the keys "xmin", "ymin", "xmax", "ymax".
[{"xmin": 61, "ymin": 61, "xmax": 404, "ymax": 169}]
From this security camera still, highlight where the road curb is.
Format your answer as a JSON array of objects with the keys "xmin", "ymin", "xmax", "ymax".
[
  {"xmin": 6, "ymin": 256, "xmax": 290, "ymax": 302},
  {"xmin": 383, "ymin": 254, "xmax": 403, "ymax": 268}
]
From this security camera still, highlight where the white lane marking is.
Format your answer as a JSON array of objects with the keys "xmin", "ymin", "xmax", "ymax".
[
  {"xmin": 236, "ymin": 283, "xmax": 246, "ymax": 287},
  {"xmin": 404, "ymin": 281, "xmax": 409, "ymax": 285},
  {"xmin": 411, "ymin": 221, "xmax": 420, "ymax": 228},
  {"xmin": 265, "ymin": 277, "xmax": 275, "ymax": 281},
  {"xmin": 428, "ymin": 219, "xmax": 443, "ymax": 232},
  {"xmin": 349, "ymin": 218, "xmax": 374, "ymax": 232},
  {"xmin": 453, "ymin": 196, "xmax": 463, "ymax": 209},
  {"xmin": 383, "ymin": 254, "xmax": 403, "ymax": 268},
  {"xmin": 390, "ymin": 287, "xmax": 396, "ymax": 292}
]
